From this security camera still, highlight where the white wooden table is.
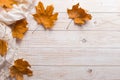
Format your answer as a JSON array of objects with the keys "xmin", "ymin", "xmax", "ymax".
[{"xmin": 16, "ymin": 0, "xmax": 120, "ymax": 80}]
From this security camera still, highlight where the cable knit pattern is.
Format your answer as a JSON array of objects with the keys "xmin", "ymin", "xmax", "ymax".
[
  {"xmin": 0, "ymin": 0, "xmax": 34, "ymax": 79},
  {"xmin": 0, "ymin": 22, "xmax": 16, "ymax": 80},
  {"xmin": 0, "ymin": 0, "xmax": 34, "ymax": 25}
]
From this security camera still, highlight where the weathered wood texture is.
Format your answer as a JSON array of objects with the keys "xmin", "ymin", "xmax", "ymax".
[{"xmin": 16, "ymin": 0, "xmax": 120, "ymax": 80}]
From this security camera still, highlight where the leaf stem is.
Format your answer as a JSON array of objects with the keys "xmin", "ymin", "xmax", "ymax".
[
  {"xmin": 4, "ymin": 56, "xmax": 12, "ymax": 65},
  {"xmin": 66, "ymin": 20, "xmax": 72, "ymax": 30},
  {"xmin": 32, "ymin": 27, "xmax": 39, "ymax": 34}
]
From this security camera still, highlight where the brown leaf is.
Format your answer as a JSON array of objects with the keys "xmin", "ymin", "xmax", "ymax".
[
  {"xmin": 0, "ymin": 39, "xmax": 8, "ymax": 57},
  {"xmin": 33, "ymin": 2, "xmax": 58, "ymax": 29},
  {"xmin": 0, "ymin": 0, "xmax": 17, "ymax": 9},
  {"xmin": 67, "ymin": 3, "xmax": 92, "ymax": 25},
  {"xmin": 10, "ymin": 59, "xmax": 33, "ymax": 80},
  {"xmin": 12, "ymin": 19, "xmax": 28, "ymax": 39}
]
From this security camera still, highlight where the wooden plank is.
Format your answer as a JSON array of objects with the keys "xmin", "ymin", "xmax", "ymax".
[
  {"xmin": 17, "ymin": 31, "xmax": 120, "ymax": 48},
  {"xmin": 24, "ymin": 66, "xmax": 120, "ymax": 80},
  {"xmin": 27, "ymin": 13, "xmax": 120, "ymax": 31},
  {"xmin": 15, "ymin": 48, "xmax": 120, "ymax": 65},
  {"xmin": 32, "ymin": 0, "xmax": 120, "ymax": 12},
  {"xmin": 17, "ymin": 0, "xmax": 120, "ymax": 79}
]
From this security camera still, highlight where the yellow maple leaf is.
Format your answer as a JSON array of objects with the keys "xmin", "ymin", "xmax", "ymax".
[
  {"xmin": 0, "ymin": 0, "xmax": 17, "ymax": 9},
  {"xmin": 67, "ymin": 3, "xmax": 92, "ymax": 25},
  {"xmin": 33, "ymin": 2, "xmax": 58, "ymax": 29},
  {"xmin": 10, "ymin": 59, "xmax": 33, "ymax": 80},
  {"xmin": 0, "ymin": 39, "xmax": 8, "ymax": 57},
  {"xmin": 12, "ymin": 19, "xmax": 28, "ymax": 39}
]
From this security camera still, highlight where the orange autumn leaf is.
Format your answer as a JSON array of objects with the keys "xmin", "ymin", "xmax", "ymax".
[
  {"xmin": 0, "ymin": 39, "xmax": 8, "ymax": 57},
  {"xmin": 67, "ymin": 3, "xmax": 92, "ymax": 25},
  {"xmin": 33, "ymin": 2, "xmax": 58, "ymax": 29},
  {"xmin": 10, "ymin": 59, "xmax": 33, "ymax": 80},
  {"xmin": 12, "ymin": 19, "xmax": 28, "ymax": 39},
  {"xmin": 0, "ymin": 0, "xmax": 17, "ymax": 9}
]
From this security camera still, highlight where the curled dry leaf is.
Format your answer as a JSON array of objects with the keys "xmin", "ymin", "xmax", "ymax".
[
  {"xmin": 0, "ymin": 39, "xmax": 8, "ymax": 57},
  {"xmin": 10, "ymin": 59, "xmax": 33, "ymax": 80},
  {"xmin": 67, "ymin": 3, "xmax": 92, "ymax": 25},
  {"xmin": 12, "ymin": 19, "xmax": 28, "ymax": 39},
  {"xmin": 0, "ymin": 0, "xmax": 17, "ymax": 9},
  {"xmin": 33, "ymin": 2, "xmax": 58, "ymax": 29}
]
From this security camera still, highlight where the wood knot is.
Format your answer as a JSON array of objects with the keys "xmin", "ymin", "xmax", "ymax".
[
  {"xmin": 82, "ymin": 38, "xmax": 87, "ymax": 43},
  {"xmin": 87, "ymin": 69, "xmax": 93, "ymax": 73}
]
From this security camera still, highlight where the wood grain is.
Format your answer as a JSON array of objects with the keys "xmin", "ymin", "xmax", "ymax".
[
  {"xmin": 17, "ymin": 31, "xmax": 120, "ymax": 48},
  {"xmin": 24, "ymin": 66, "xmax": 120, "ymax": 80},
  {"xmin": 27, "ymin": 13, "xmax": 120, "ymax": 31},
  {"xmin": 16, "ymin": 48, "xmax": 120, "ymax": 66},
  {"xmin": 33, "ymin": 0, "xmax": 120, "ymax": 12},
  {"xmin": 15, "ymin": 0, "xmax": 120, "ymax": 79}
]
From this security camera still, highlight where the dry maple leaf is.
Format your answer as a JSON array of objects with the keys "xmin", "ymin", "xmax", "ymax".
[
  {"xmin": 67, "ymin": 3, "xmax": 92, "ymax": 25},
  {"xmin": 0, "ymin": 39, "xmax": 8, "ymax": 57},
  {"xmin": 12, "ymin": 19, "xmax": 28, "ymax": 39},
  {"xmin": 33, "ymin": 2, "xmax": 58, "ymax": 29},
  {"xmin": 10, "ymin": 59, "xmax": 33, "ymax": 80},
  {"xmin": 0, "ymin": 0, "xmax": 17, "ymax": 9}
]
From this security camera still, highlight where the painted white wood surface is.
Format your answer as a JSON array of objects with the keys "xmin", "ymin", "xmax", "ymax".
[
  {"xmin": 27, "ymin": 13, "xmax": 120, "ymax": 31},
  {"xmin": 16, "ymin": 0, "xmax": 120, "ymax": 80},
  {"xmin": 33, "ymin": 0, "xmax": 120, "ymax": 12},
  {"xmin": 24, "ymin": 66, "xmax": 120, "ymax": 80}
]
